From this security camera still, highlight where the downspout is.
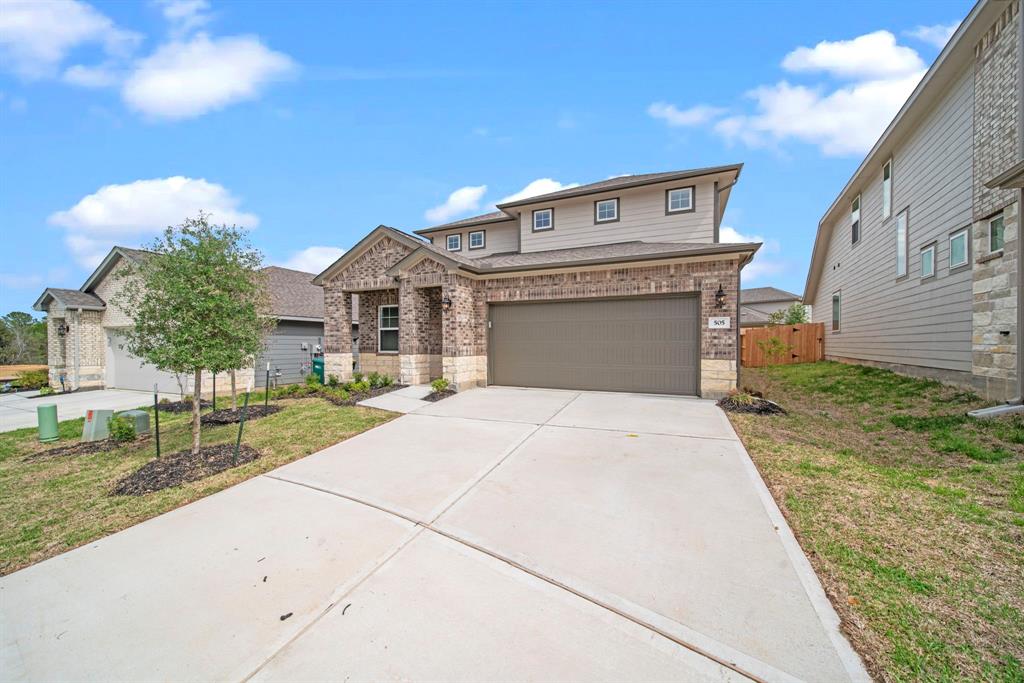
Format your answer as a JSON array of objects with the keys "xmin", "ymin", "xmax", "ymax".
[{"xmin": 73, "ymin": 307, "xmax": 82, "ymax": 392}]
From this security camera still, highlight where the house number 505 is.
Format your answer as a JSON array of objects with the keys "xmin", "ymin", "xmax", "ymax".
[{"xmin": 708, "ymin": 317, "xmax": 731, "ymax": 329}]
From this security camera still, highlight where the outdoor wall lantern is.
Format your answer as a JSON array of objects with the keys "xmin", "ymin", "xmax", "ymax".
[
  {"xmin": 714, "ymin": 284, "xmax": 727, "ymax": 309},
  {"xmin": 441, "ymin": 295, "xmax": 453, "ymax": 312},
  {"xmin": 56, "ymin": 321, "xmax": 68, "ymax": 337}
]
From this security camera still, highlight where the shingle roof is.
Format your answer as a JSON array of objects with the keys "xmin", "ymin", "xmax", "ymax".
[
  {"xmin": 261, "ymin": 266, "xmax": 324, "ymax": 320},
  {"xmin": 415, "ymin": 210, "xmax": 513, "ymax": 234},
  {"xmin": 740, "ymin": 306, "xmax": 773, "ymax": 325},
  {"xmin": 36, "ymin": 288, "xmax": 105, "ymax": 310},
  {"xmin": 741, "ymin": 286, "xmax": 801, "ymax": 304}
]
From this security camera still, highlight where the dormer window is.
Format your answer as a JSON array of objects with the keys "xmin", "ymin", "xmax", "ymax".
[
  {"xmin": 595, "ymin": 198, "xmax": 619, "ymax": 223},
  {"xmin": 446, "ymin": 234, "xmax": 462, "ymax": 251},
  {"xmin": 666, "ymin": 186, "xmax": 694, "ymax": 214},
  {"xmin": 532, "ymin": 208, "xmax": 554, "ymax": 231}
]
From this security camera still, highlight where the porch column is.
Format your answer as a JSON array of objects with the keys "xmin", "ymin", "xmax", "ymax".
[
  {"xmin": 441, "ymin": 275, "xmax": 487, "ymax": 390},
  {"xmin": 323, "ymin": 283, "xmax": 354, "ymax": 382},
  {"xmin": 398, "ymin": 278, "xmax": 432, "ymax": 385}
]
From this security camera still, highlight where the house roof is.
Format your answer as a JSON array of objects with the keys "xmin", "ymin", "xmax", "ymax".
[
  {"xmin": 312, "ymin": 225, "xmax": 427, "ymax": 284},
  {"xmin": 741, "ymin": 286, "xmax": 801, "ymax": 304},
  {"xmin": 804, "ymin": 0, "xmax": 998, "ymax": 303},
  {"xmin": 414, "ymin": 211, "xmax": 515, "ymax": 235},
  {"xmin": 33, "ymin": 288, "xmax": 105, "ymax": 311},
  {"xmin": 740, "ymin": 306, "xmax": 773, "ymax": 326},
  {"xmin": 261, "ymin": 266, "xmax": 324, "ymax": 321},
  {"xmin": 80, "ymin": 246, "xmax": 152, "ymax": 292}
]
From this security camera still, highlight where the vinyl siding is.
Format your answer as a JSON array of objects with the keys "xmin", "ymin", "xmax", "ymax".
[
  {"xmin": 517, "ymin": 180, "xmax": 716, "ymax": 253},
  {"xmin": 255, "ymin": 320, "xmax": 324, "ymax": 387},
  {"xmin": 426, "ymin": 221, "xmax": 518, "ymax": 257},
  {"xmin": 811, "ymin": 65, "xmax": 975, "ymax": 372}
]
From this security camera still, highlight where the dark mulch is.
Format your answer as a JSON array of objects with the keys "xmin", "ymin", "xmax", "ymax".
[
  {"xmin": 24, "ymin": 436, "xmax": 146, "ymax": 461},
  {"xmin": 200, "ymin": 404, "xmax": 282, "ymax": 425},
  {"xmin": 157, "ymin": 399, "xmax": 212, "ymax": 413},
  {"xmin": 111, "ymin": 443, "xmax": 261, "ymax": 496},
  {"xmin": 423, "ymin": 389, "xmax": 456, "ymax": 403},
  {"xmin": 322, "ymin": 383, "xmax": 407, "ymax": 407},
  {"xmin": 717, "ymin": 395, "xmax": 786, "ymax": 415}
]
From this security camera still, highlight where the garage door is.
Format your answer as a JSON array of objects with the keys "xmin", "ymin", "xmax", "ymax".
[
  {"xmin": 488, "ymin": 295, "xmax": 700, "ymax": 395},
  {"xmin": 106, "ymin": 331, "xmax": 181, "ymax": 394}
]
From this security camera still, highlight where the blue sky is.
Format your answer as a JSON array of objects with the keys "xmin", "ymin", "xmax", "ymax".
[{"xmin": 0, "ymin": 0, "xmax": 971, "ymax": 315}]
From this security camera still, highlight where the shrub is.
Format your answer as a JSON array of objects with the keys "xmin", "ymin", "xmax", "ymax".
[
  {"xmin": 325, "ymin": 386, "xmax": 350, "ymax": 402},
  {"xmin": 727, "ymin": 389, "xmax": 756, "ymax": 405},
  {"xmin": 15, "ymin": 368, "xmax": 48, "ymax": 390},
  {"xmin": 38, "ymin": 386, "xmax": 55, "ymax": 396},
  {"xmin": 367, "ymin": 371, "xmax": 383, "ymax": 388},
  {"xmin": 108, "ymin": 415, "xmax": 136, "ymax": 443},
  {"xmin": 431, "ymin": 377, "xmax": 450, "ymax": 393},
  {"xmin": 305, "ymin": 373, "xmax": 322, "ymax": 387},
  {"xmin": 353, "ymin": 372, "xmax": 364, "ymax": 382},
  {"xmin": 345, "ymin": 379, "xmax": 371, "ymax": 394},
  {"xmin": 380, "ymin": 374, "xmax": 394, "ymax": 387},
  {"xmin": 327, "ymin": 374, "xmax": 340, "ymax": 388}
]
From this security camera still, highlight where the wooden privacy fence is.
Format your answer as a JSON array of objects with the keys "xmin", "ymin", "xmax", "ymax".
[{"xmin": 740, "ymin": 323, "xmax": 825, "ymax": 367}]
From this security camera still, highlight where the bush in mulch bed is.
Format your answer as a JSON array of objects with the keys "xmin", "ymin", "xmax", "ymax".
[
  {"xmin": 717, "ymin": 392, "xmax": 786, "ymax": 415},
  {"xmin": 319, "ymin": 383, "xmax": 407, "ymax": 407},
  {"xmin": 111, "ymin": 443, "xmax": 261, "ymax": 496},
  {"xmin": 423, "ymin": 389, "xmax": 456, "ymax": 403},
  {"xmin": 200, "ymin": 404, "xmax": 282, "ymax": 425},
  {"xmin": 24, "ymin": 435, "xmax": 149, "ymax": 461},
  {"xmin": 157, "ymin": 399, "xmax": 212, "ymax": 413}
]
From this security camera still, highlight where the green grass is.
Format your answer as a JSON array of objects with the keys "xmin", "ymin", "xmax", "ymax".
[
  {"xmin": 0, "ymin": 395, "xmax": 394, "ymax": 575},
  {"xmin": 731, "ymin": 362, "xmax": 1024, "ymax": 682}
]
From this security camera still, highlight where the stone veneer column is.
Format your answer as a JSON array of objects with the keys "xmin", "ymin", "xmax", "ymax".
[
  {"xmin": 323, "ymin": 283, "xmax": 353, "ymax": 382},
  {"xmin": 972, "ymin": 202, "xmax": 1019, "ymax": 400},
  {"xmin": 441, "ymin": 275, "xmax": 487, "ymax": 390}
]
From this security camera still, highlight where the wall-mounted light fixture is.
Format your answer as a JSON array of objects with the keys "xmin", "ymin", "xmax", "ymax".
[
  {"xmin": 441, "ymin": 295, "xmax": 453, "ymax": 312},
  {"xmin": 56, "ymin": 321, "xmax": 68, "ymax": 337},
  {"xmin": 714, "ymin": 284, "xmax": 727, "ymax": 309}
]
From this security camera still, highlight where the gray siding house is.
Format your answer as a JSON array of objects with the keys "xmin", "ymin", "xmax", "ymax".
[
  {"xmin": 740, "ymin": 287, "xmax": 804, "ymax": 327},
  {"xmin": 804, "ymin": 0, "xmax": 1022, "ymax": 401}
]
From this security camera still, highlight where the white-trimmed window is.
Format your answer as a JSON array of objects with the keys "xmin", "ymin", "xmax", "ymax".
[
  {"xmin": 921, "ymin": 243, "xmax": 935, "ymax": 279},
  {"xmin": 882, "ymin": 158, "xmax": 892, "ymax": 220},
  {"xmin": 989, "ymin": 213, "xmax": 1005, "ymax": 253},
  {"xmin": 595, "ymin": 198, "xmax": 619, "ymax": 223},
  {"xmin": 666, "ymin": 187, "xmax": 694, "ymax": 213},
  {"xmin": 832, "ymin": 291, "xmax": 841, "ymax": 332},
  {"xmin": 533, "ymin": 208, "xmax": 553, "ymax": 231},
  {"xmin": 446, "ymin": 233, "xmax": 462, "ymax": 251},
  {"xmin": 378, "ymin": 305, "xmax": 398, "ymax": 353},
  {"xmin": 851, "ymin": 194, "xmax": 861, "ymax": 244},
  {"xmin": 949, "ymin": 228, "xmax": 969, "ymax": 269},
  {"xmin": 895, "ymin": 208, "xmax": 908, "ymax": 278},
  {"xmin": 469, "ymin": 230, "xmax": 485, "ymax": 249}
]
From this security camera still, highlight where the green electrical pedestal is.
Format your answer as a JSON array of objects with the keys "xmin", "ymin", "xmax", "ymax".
[
  {"xmin": 117, "ymin": 409, "xmax": 150, "ymax": 435},
  {"xmin": 37, "ymin": 404, "xmax": 58, "ymax": 443}
]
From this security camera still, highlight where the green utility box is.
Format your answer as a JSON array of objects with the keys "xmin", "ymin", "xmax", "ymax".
[
  {"xmin": 117, "ymin": 409, "xmax": 150, "ymax": 435},
  {"xmin": 312, "ymin": 356, "xmax": 325, "ymax": 384},
  {"xmin": 37, "ymin": 404, "xmax": 58, "ymax": 443},
  {"xmin": 81, "ymin": 409, "xmax": 114, "ymax": 442}
]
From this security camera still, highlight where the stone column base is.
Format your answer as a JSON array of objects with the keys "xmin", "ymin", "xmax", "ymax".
[
  {"xmin": 399, "ymin": 354, "xmax": 440, "ymax": 385},
  {"xmin": 324, "ymin": 353, "xmax": 354, "ymax": 382},
  {"xmin": 701, "ymin": 359, "xmax": 736, "ymax": 399},
  {"xmin": 443, "ymin": 355, "xmax": 487, "ymax": 390}
]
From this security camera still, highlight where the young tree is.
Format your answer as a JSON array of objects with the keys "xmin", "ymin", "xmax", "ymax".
[
  {"xmin": 767, "ymin": 302, "xmax": 809, "ymax": 326},
  {"xmin": 114, "ymin": 214, "xmax": 275, "ymax": 455}
]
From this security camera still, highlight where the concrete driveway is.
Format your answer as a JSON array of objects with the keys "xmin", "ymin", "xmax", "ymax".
[
  {"xmin": 1, "ymin": 387, "xmax": 867, "ymax": 682},
  {"xmin": 0, "ymin": 389, "xmax": 178, "ymax": 433}
]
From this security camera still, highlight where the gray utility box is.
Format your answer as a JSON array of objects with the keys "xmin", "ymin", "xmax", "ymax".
[
  {"xmin": 81, "ymin": 409, "xmax": 114, "ymax": 442},
  {"xmin": 117, "ymin": 409, "xmax": 150, "ymax": 435}
]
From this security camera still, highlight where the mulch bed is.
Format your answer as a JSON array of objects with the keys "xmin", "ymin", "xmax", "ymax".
[
  {"xmin": 157, "ymin": 399, "xmax": 212, "ymax": 413},
  {"xmin": 110, "ymin": 443, "xmax": 261, "ymax": 496},
  {"xmin": 422, "ymin": 389, "xmax": 456, "ymax": 403},
  {"xmin": 200, "ymin": 404, "xmax": 282, "ymax": 425},
  {"xmin": 24, "ymin": 435, "xmax": 147, "ymax": 461},
  {"xmin": 322, "ymin": 383, "xmax": 407, "ymax": 407},
  {"xmin": 717, "ymin": 395, "xmax": 787, "ymax": 415}
]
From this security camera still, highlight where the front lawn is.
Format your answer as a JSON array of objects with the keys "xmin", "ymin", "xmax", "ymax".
[
  {"xmin": 730, "ymin": 362, "xmax": 1023, "ymax": 682},
  {"xmin": 0, "ymin": 395, "xmax": 394, "ymax": 575}
]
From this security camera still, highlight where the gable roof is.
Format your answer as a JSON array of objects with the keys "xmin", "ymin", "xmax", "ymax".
[
  {"xmin": 740, "ymin": 306, "xmax": 773, "ymax": 326},
  {"xmin": 33, "ymin": 288, "xmax": 105, "ymax": 311},
  {"xmin": 311, "ymin": 225, "xmax": 425, "ymax": 285},
  {"xmin": 81, "ymin": 246, "xmax": 152, "ymax": 292},
  {"xmin": 741, "ymin": 286, "xmax": 801, "ymax": 304},
  {"xmin": 414, "ymin": 211, "xmax": 515, "ymax": 235},
  {"xmin": 261, "ymin": 266, "xmax": 324, "ymax": 321}
]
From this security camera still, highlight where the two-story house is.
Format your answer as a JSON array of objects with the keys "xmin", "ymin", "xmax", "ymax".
[
  {"xmin": 804, "ymin": 0, "xmax": 1022, "ymax": 401},
  {"xmin": 313, "ymin": 165, "xmax": 758, "ymax": 398}
]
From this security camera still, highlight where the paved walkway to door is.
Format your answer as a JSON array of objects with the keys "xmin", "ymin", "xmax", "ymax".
[{"xmin": 1, "ymin": 387, "xmax": 868, "ymax": 682}]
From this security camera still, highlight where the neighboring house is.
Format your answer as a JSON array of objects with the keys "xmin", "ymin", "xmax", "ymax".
[
  {"xmin": 740, "ymin": 287, "xmax": 804, "ymax": 327},
  {"xmin": 314, "ymin": 165, "xmax": 760, "ymax": 398},
  {"xmin": 804, "ymin": 0, "xmax": 1022, "ymax": 401},
  {"xmin": 33, "ymin": 248, "xmax": 330, "ymax": 394}
]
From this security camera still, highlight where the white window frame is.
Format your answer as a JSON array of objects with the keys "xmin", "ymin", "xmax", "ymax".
[
  {"xmin": 949, "ymin": 228, "xmax": 969, "ymax": 270},
  {"xmin": 446, "ymin": 233, "xmax": 462, "ymax": 251},
  {"xmin": 882, "ymin": 158, "xmax": 892, "ymax": 220},
  {"xmin": 378, "ymin": 304, "xmax": 399, "ymax": 354},
  {"xmin": 666, "ymin": 187, "xmax": 694, "ymax": 214},
  {"xmin": 851, "ymin": 194, "xmax": 861, "ymax": 244},
  {"xmin": 595, "ymin": 198, "xmax": 619, "ymax": 223},
  {"xmin": 895, "ymin": 208, "xmax": 908, "ymax": 278},
  {"xmin": 989, "ymin": 213, "xmax": 1005, "ymax": 253},
  {"xmin": 532, "ymin": 208, "xmax": 554, "ymax": 231},
  {"xmin": 468, "ymin": 230, "xmax": 485, "ymax": 250},
  {"xmin": 920, "ymin": 243, "xmax": 935, "ymax": 279},
  {"xmin": 832, "ymin": 291, "xmax": 841, "ymax": 332}
]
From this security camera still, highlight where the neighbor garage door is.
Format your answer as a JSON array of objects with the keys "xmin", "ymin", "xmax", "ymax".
[
  {"xmin": 488, "ymin": 295, "xmax": 700, "ymax": 395},
  {"xmin": 106, "ymin": 331, "xmax": 181, "ymax": 394}
]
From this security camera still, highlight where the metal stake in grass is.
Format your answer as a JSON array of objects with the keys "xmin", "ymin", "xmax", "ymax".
[
  {"xmin": 153, "ymin": 382, "xmax": 161, "ymax": 458},
  {"xmin": 234, "ymin": 390, "xmax": 250, "ymax": 466},
  {"xmin": 212, "ymin": 372, "xmax": 216, "ymax": 411},
  {"xmin": 265, "ymin": 362, "xmax": 270, "ymax": 408}
]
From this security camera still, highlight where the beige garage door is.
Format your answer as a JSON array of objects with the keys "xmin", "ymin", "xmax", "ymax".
[{"xmin": 488, "ymin": 295, "xmax": 700, "ymax": 395}]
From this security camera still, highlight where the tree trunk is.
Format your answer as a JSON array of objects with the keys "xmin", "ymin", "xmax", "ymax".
[
  {"xmin": 230, "ymin": 369, "xmax": 237, "ymax": 410},
  {"xmin": 191, "ymin": 368, "xmax": 202, "ymax": 456}
]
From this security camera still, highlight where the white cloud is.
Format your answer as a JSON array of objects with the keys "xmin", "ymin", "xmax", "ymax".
[
  {"xmin": 0, "ymin": 272, "xmax": 43, "ymax": 289},
  {"xmin": 122, "ymin": 33, "xmax": 295, "ymax": 120},
  {"xmin": 906, "ymin": 22, "xmax": 958, "ymax": 49},
  {"xmin": 63, "ymin": 62, "xmax": 122, "ymax": 88},
  {"xmin": 156, "ymin": 0, "xmax": 212, "ymax": 38},
  {"xmin": 647, "ymin": 102, "xmax": 725, "ymax": 127},
  {"xmin": 498, "ymin": 178, "xmax": 579, "ymax": 205},
  {"xmin": 279, "ymin": 246, "xmax": 346, "ymax": 274},
  {"xmin": 425, "ymin": 185, "xmax": 487, "ymax": 223},
  {"xmin": 781, "ymin": 30, "xmax": 924, "ymax": 80},
  {"xmin": 720, "ymin": 226, "xmax": 784, "ymax": 284},
  {"xmin": 49, "ymin": 176, "xmax": 259, "ymax": 267},
  {"xmin": 0, "ymin": 0, "xmax": 141, "ymax": 79}
]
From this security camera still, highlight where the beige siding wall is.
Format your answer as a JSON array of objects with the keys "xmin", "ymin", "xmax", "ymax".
[
  {"xmin": 517, "ymin": 180, "xmax": 717, "ymax": 253},
  {"xmin": 425, "ymin": 222, "xmax": 518, "ymax": 257},
  {"xmin": 93, "ymin": 258, "xmax": 135, "ymax": 329},
  {"xmin": 811, "ymin": 64, "xmax": 976, "ymax": 373}
]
